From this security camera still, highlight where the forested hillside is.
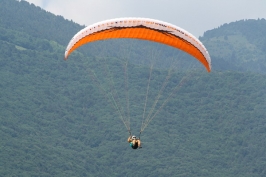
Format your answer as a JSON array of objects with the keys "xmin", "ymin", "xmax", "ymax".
[
  {"xmin": 200, "ymin": 19, "xmax": 266, "ymax": 72},
  {"xmin": 0, "ymin": 0, "xmax": 82, "ymax": 45},
  {"xmin": 0, "ymin": 0, "xmax": 266, "ymax": 177}
]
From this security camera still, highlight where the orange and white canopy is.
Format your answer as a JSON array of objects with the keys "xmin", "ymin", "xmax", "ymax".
[{"xmin": 65, "ymin": 17, "xmax": 211, "ymax": 72}]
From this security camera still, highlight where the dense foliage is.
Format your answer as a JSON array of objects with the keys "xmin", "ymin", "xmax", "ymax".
[
  {"xmin": 200, "ymin": 18, "xmax": 266, "ymax": 72},
  {"xmin": 0, "ymin": 0, "xmax": 83, "ymax": 46},
  {"xmin": 1, "ymin": 0, "xmax": 266, "ymax": 176}
]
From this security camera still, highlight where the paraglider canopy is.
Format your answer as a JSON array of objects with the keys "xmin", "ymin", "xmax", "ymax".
[
  {"xmin": 65, "ymin": 17, "xmax": 211, "ymax": 72},
  {"xmin": 64, "ymin": 17, "xmax": 212, "ymax": 134}
]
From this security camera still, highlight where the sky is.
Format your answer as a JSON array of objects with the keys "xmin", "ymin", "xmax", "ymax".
[{"xmin": 24, "ymin": 0, "xmax": 266, "ymax": 37}]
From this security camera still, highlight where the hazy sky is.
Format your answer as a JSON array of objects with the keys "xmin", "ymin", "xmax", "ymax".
[{"xmin": 25, "ymin": 0, "xmax": 266, "ymax": 37}]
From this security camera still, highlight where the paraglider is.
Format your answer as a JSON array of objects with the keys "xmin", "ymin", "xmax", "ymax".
[
  {"xmin": 65, "ymin": 17, "xmax": 211, "ymax": 149},
  {"xmin": 128, "ymin": 135, "xmax": 142, "ymax": 149}
]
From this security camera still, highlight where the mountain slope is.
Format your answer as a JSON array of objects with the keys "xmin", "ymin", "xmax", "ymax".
[
  {"xmin": 200, "ymin": 19, "xmax": 266, "ymax": 72},
  {"xmin": 0, "ymin": 0, "xmax": 266, "ymax": 177},
  {"xmin": 0, "ymin": 0, "xmax": 83, "ymax": 46}
]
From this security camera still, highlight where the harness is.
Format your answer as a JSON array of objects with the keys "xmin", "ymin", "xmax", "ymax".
[
  {"xmin": 129, "ymin": 131, "xmax": 141, "ymax": 149},
  {"xmin": 130, "ymin": 141, "xmax": 138, "ymax": 149}
]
